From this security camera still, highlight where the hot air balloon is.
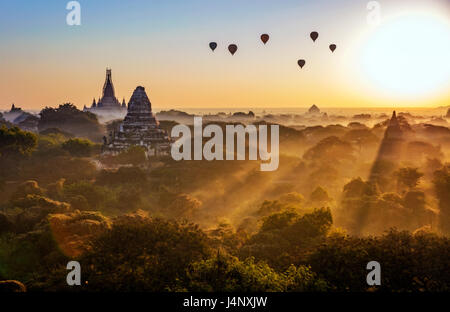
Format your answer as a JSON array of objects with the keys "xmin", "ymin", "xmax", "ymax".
[
  {"xmin": 310, "ymin": 31, "xmax": 319, "ymax": 42},
  {"xmin": 209, "ymin": 42, "xmax": 217, "ymax": 52},
  {"xmin": 297, "ymin": 59, "xmax": 306, "ymax": 69},
  {"xmin": 228, "ymin": 44, "xmax": 238, "ymax": 55},
  {"xmin": 261, "ymin": 34, "xmax": 270, "ymax": 45},
  {"xmin": 329, "ymin": 44, "xmax": 337, "ymax": 52}
]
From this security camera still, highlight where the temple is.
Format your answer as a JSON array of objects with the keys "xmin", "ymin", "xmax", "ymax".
[
  {"xmin": 103, "ymin": 86, "xmax": 171, "ymax": 156},
  {"xmin": 369, "ymin": 111, "xmax": 407, "ymax": 188},
  {"xmin": 84, "ymin": 68, "xmax": 127, "ymax": 112}
]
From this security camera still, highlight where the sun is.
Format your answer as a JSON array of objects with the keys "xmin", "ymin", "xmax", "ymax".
[{"xmin": 361, "ymin": 12, "xmax": 450, "ymax": 99}]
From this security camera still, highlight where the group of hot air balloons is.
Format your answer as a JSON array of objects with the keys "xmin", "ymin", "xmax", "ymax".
[
  {"xmin": 297, "ymin": 32, "xmax": 337, "ymax": 69},
  {"xmin": 209, "ymin": 31, "xmax": 337, "ymax": 70}
]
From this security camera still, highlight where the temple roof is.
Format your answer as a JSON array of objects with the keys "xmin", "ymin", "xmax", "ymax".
[
  {"xmin": 128, "ymin": 86, "xmax": 152, "ymax": 112},
  {"xmin": 308, "ymin": 104, "xmax": 320, "ymax": 114}
]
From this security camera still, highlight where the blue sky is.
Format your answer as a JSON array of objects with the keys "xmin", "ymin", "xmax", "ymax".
[{"xmin": 0, "ymin": 0, "xmax": 449, "ymax": 109}]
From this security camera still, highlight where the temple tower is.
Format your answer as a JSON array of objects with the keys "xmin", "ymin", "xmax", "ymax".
[
  {"xmin": 85, "ymin": 68, "xmax": 126, "ymax": 112},
  {"xmin": 103, "ymin": 86, "xmax": 171, "ymax": 156},
  {"xmin": 369, "ymin": 111, "xmax": 407, "ymax": 189}
]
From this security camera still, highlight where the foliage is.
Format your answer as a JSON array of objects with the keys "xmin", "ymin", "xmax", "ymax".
[
  {"xmin": 114, "ymin": 146, "xmax": 147, "ymax": 166},
  {"xmin": 38, "ymin": 104, "xmax": 103, "ymax": 142},
  {"xmin": 0, "ymin": 126, "xmax": 37, "ymax": 158},
  {"xmin": 303, "ymin": 136, "xmax": 355, "ymax": 164},
  {"xmin": 96, "ymin": 167, "xmax": 147, "ymax": 187},
  {"xmin": 433, "ymin": 165, "xmax": 450, "ymax": 235},
  {"xmin": 63, "ymin": 181, "xmax": 111, "ymax": 211},
  {"xmin": 240, "ymin": 208, "xmax": 333, "ymax": 270},
  {"xmin": 395, "ymin": 167, "xmax": 424, "ymax": 189},
  {"xmin": 309, "ymin": 187, "xmax": 330, "ymax": 203},
  {"xmin": 0, "ymin": 228, "xmax": 68, "ymax": 285},
  {"xmin": 309, "ymin": 230, "xmax": 450, "ymax": 292},
  {"xmin": 80, "ymin": 217, "xmax": 210, "ymax": 291},
  {"xmin": 61, "ymin": 138, "xmax": 96, "ymax": 157}
]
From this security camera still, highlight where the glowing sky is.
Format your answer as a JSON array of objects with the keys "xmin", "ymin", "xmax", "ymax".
[{"xmin": 0, "ymin": 0, "xmax": 449, "ymax": 110}]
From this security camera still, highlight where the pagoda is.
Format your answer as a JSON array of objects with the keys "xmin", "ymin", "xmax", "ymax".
[
  {"xmin": 103, "ymin": 86, "xmax": 171, "ymax": 156},
  {"xmin": 369, "ymin": 111, "xmax": 407, "ymax": 188},
  {"xmin": 307, "ymin": 105, "xmax": 321, "ymax": 115}
]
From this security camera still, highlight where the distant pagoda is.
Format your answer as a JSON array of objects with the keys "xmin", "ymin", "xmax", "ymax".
[
  {"xmin": 369, "ymin": 111, "xmax": 406, "ymax": 187},
  {"xmin": 103, "ymin": 86, "xmax": 171, "ymax": 156},
  {"xmin": 84, "ymin": 68, "xmax": 126, "ymax": 112},
  {"xmin": 307, "ymin": 105, "xmax": 321, "ymax": 115}
]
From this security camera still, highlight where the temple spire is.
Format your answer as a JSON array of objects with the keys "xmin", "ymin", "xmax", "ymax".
[{"xmin": 102, "ymin": 68, "xmax": 116, "ymax": 98}]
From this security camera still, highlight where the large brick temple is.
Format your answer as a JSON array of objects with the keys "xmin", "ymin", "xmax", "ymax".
[{"xmin": 103, "ymin": 86, "xmax": 171, "ymax": 156}]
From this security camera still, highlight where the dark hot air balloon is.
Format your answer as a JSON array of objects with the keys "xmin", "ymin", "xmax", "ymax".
[
  {"xmin": 297, "ymin": 59, "xmax": 306, "ymax": 68},
  {"xmin": 310, "ymin": 31, "xmax": 319, "ymax": 42},
  {"xmin": 228, "ymin": 44, "xmax": 238, "ymax": 55},
  {"xmin": 209, "ymin": 42, "xmax": 217, "ymax": 52},
  {"xmin": 261, "ymin": 34, "xmax": 270, "ymax": 45},
  {"xmin": 329, "ymin": 44, "xmax": 337, "ymax": 52}
]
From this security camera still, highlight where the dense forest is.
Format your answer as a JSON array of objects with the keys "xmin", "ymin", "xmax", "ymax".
[{"xmin": 0, "ymin": 105, "xmax": 449, "ymax": 292}]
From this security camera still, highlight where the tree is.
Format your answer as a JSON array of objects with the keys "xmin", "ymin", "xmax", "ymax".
[
  {"xmin": 116, "ymin": 146, "xmax": 147, "ymax": 166},
  {"xmin": 38, "ymin": 104, "xmax": 103, "ymax": 142},
  {"xmin": 309, "ymin": 230, "xmax": 450, "ymax": 291},
  {"xmin": 395, "ymin": 167, "xmax": 423, "ymax": 190},
  {"xmin": 240, "ymin": 208, "xmax": 333, "ymax": 270},
  {"xmin": 80, "ymin": 217, "xmax": 210, "ymax": 291},
  {"xmin": 0, "ymin": 126, "xmax": 37, "ymax": 158},
  {"xmin": 403, "ymin": 191, "xmax": 429, "ymax": 229},
  {"xmin": 63, "ymin": 181, "xmax": 110, "ymax": 211},
  {"xmin": 303, "ymin": 136, "xmax": 355, "ymax": 164},
  {"xmin": 310, "ymin": 187, "xmax": 330, "ymax": 203},
  {"xmin": 61, "ymin": 138, "xmax": 96, "ymax": 157},
  {"xmin": 0, "ymin": 127, "xmax": 37, "ymax": 188},
  {"xmin": 342, "ymin": 178, "xmax": 378, "ymax": 199},
  {"xmin": 186, "ymin": 254, "xmax": 327, "ymax": 292},
  {"xmin": 187, "ymin": 255, "xmax": 286, "ymax": 292},
  {"xmin": 433, "ymin": 165, "xmax": 450, "ymax": 235},
  {"xmin": 96, "ymin": 167, "xmax": 148, "ymax": 187}
]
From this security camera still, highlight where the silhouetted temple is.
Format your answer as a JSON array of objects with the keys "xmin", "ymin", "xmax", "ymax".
[
  {"xmin": 103, "ymin": 86, "xmax": 171, "ymax": 156},
  {"xmin": 307, "ymin": 105, "xmax": 321, "ymax": 115},
  {"xmin": 369, "ymin": 111, "xmax": 406, "ymax": 186},
  {"xmin": 84, "ymin": 68, "xmax": 127, "ymax": 112}
]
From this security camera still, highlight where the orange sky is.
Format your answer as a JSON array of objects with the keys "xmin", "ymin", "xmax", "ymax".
[{"xmin": 0, "ymin": 0, "xmax": 449, "ymax": 111}]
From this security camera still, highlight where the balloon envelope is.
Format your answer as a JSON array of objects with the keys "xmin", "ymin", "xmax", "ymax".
[
  {"xmin": 261, "ymin": 34, "xmax": 270, "ymax": 44},
  {"xmin": 297, "ymin": 59, "xmax": 306, "ymax": 68},
  {"xmin": 209, "ymin": 42, "xmax": 217, "ymax": 51},
  {"xmin": 329, "ymin": 44, "xmax": 337, "ymax": 52},
  {"xmin": 310, "ymin": 31, "xmax": 319, "ymax": 42},
  {"xmin": 228, "ymin": 44, "xmax": 238, "ymax": 55}
]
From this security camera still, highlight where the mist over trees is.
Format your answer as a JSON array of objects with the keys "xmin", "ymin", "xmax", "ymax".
[{"xmin": 0, "ymin": 108, "xmax": 449, "ymax": 292}]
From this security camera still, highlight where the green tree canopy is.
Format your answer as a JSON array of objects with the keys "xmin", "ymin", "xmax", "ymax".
[
  {"xmin": 0, "ymin": 126, "xmax": 37, "ymax": 158},
  {"xmin": 61, "ymin": 138, "xmax": 95, "ymax": 157}
]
